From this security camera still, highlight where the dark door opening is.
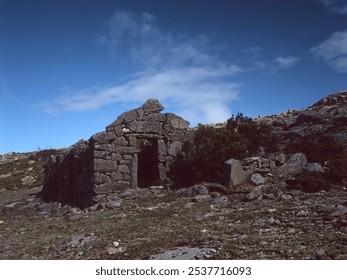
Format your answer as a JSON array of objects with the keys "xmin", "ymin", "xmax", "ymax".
[{"xmin": 138, "ymin": 139, "xmax": 160, "ymax": 188}]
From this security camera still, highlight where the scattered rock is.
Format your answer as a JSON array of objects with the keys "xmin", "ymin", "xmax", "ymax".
[
  {"xmin": 330, "ymin": 205, "xmax": 347, "ymax": 217},
  {"xmin": 238, "ymin": 234, "xmax": 248, "ymax": 242},
  {"xmin": 197, "ymin": 212, "xmax": 216, "ymax": 222},
  {"xmin": 315, "ymin": 248, "xmax": 326, "ymax": 259},
  {"xmin": 180, "ymin": 184, "xmax": 209, "ymax": 197},
  {"xmin": 56, "ymin": 205, "xmax": 71, "ymax": 217},
  {"xmin": 304, "ymin": 163, "xmax": 325, "ymax": 173},
  {"xmin": 21, "ymin": 175, "xmax": 36, "ymax": 186},
  {"xmin": 278, "ymin": 153, "xmax": 307, "ymax": 176},
  {"xmin": 17, "ymin": 199, "xmax": 41, "ymax": 212},
  {"xmin": 281, "ymin": 193, "xmax": 293, "ymax": 200},
  {"xmin": 246, "ymin": 188, "xmax": 263, "ymax": 201},
  {"xmin": 69, "ymin": 213, "xmax": 84, "ymax": 221},
  {"xmin": 193, "ymin": 195, "xmax": 211, "ymax": 203},
  {"xmin": 37, "ymin": 202, "xmax": 61, "ymax": 214},
  {"xmin": 119, "ymin": 188, "xmax": 137, "ymax": 200},
  {"xmin": 62, "ymin": 234, "xmax": 96, "ymax": 249},
  {"xmin": 252, "ymin": 218, "xmax": 266, "ymax": 227},
  {"xmin": 213, "ymin": 196, "xmax": 230, "ymax": 208},
  {"xmin": 3, "ymin": 202, "xmax": 20, "ymax": 213},
  {"xmin": 250, "ymin": 173, "xmax": 266, "ymax": 185},
  {"xmin": 149, "ymin": 246, "xmax": 216, "ymax": 260},
  {"xmin": 106, "ymin": 243, "xmax": 126, "ymax": 255}
]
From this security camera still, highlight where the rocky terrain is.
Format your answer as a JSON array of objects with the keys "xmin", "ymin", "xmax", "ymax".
[
  {"xmin": 257, "ymin": 91, "xmax": 347, "ymax": 146},
  {"xmin": 0, "ymin": 91, "xmax": 347, "ymax": 260}
]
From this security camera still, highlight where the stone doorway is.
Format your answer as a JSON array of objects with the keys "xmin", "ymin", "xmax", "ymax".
[{"xmin": 137, "ymin": 139, "xmax": 160, "ymax": 187}]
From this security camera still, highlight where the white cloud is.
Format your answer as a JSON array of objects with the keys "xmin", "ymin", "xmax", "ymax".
[
  {"xmin": 316, "ymin": 0, "xmax": 347, "ymax": 14},
  {"xmin": 40, "ymin": 66, "xmax": 241, "ymax": 125},
  {"xmin": 311, "ymin": 29, "xmax": 347, "ymax": 72},
  {"xmin": 100, "ymin": 10, "xmax": 214, "ymax": 69},
  {"xmin": 39, "ymin": 10, "xmax": 242, "ymax": 125},
  {"xmin": 244, "ymin": 46, "xmax": 263, "ymax": 57},
  {"xmin": 274, "ymin": 56, "xmax": 299, "ymax": 69}
]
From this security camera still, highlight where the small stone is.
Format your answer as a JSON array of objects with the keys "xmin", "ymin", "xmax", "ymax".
[
  {"xmin": 69, "ymin": 213, "xmax": 84, "ymax": 221},
  {"xmin": 106, "ymin": 200, "xmax": 122, "ymax": 208},
  {"xmin": 213, "ymin": 196, "xmax": 230, "ymax": 208},
  {"xmin": 238, "ymin": 234, "xmax": 248, "ymax": 241},
  {"xmin": 113, "ymin": 241, "xmax": 120, "ymax": 247},
  {"xmin": 315, "ymin": 248, "xmax": 325, "ymax": 258},
  {"xmin": 250, "ymin": 173, "xmax": 266, "ymax": 185},
  {"xmin": 0, "ymin": 220, "xmax": 4, "ymax": 225},
  {"xmin": 281, "ymin": 193, "xmax": 293, "ymax": 200},
  {"xmin": 89, "ymin": 203, "xmax": 103, "ymax": 212},
  {"xmin": 197, "ymin": 212, "xmax": 215, "ymax": 222},
  {"xmin": 183, "ymin": 202, "xmax": 195, "ymax": 209},
  {"xmin": 330, "ymin": 205, "xmax": 347, "ymax": 217},
  {"xmin": 119, "ymin": 188, "xmax": 136, "ymax": 200},
  {"xmin": 253, "ymin": 218, "xmax": 266, "ymax": 227},
  {"xmin": 180, "ymin": 185, "xmax": 209, "ymax": 197},
  {"xmin": 56, "ymin": 206, "xmax": 71, "ymax": 217},
  {"xmin": 193, "ymin": 195, "xmax": 212, "ymax": 203},
  {"xmin": 106, "ymin": 246, "xmax": 125, "ymax": 255},
  {"xmin": 246, "ymin": 188, "xmax": 262, "ymax": 201}
]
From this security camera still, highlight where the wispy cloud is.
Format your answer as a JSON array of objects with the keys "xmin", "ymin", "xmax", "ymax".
[
  {"xmin": 99, "ymin": 10, "xmax": 215, "ymax": 69},
  {"xmin": 274, "ymin": 56, "xmax": 299, "ymax": 69},
  {"xmin": 40, "ymin": 67, "xmax": 241, "ymax": 124},
  {"xmin": 311, "ymin": 29, "xmax": 347, "ymax": 73},
  {"xmin": 316, "ymin": 0, "xmax": 347, "ymax": 14},
  {"xmin": 1, "ymin": 83, "xmax": 18, "ymax": 102},
  {"xmin": 39, "ymin": 10, "xmax": 243, "ymax": 125},
  {"xmin": 243, "ymin": 46, "xmax": 263, "ymax": 57}
]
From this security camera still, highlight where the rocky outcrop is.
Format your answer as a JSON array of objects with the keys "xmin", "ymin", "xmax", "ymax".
[
  {"xmin": 257, "ymin": 91, "xmax": 347, "ymax": 146},
  {"xmin": 42, "ymin": 99, "xmax": 192, "ymax": 208}
]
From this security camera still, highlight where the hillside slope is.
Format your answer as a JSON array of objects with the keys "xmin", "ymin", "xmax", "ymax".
[{"xmin": 0, "ymin": 91, "xmax": 346, "ymax": 260}]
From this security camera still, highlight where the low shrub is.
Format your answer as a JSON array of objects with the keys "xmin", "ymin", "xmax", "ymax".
[
  {"xmin": 171, "ymin": 113, "xmax": 279, "ymax": 185},
  {"xmin": 286, "ymin": 135, "xmax": 344, "ymax": 163},
  {"xmin": 297, "ymin": 172, "xmax": 332, "ymax": 193}
]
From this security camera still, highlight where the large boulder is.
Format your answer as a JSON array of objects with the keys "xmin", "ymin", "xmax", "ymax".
[
  {"xmin": 278, "ymin": 153, "xmax": 307, "ymax": 176},
  {"xmin": 224, "ymin": 159, "xmax": 247, "ymax": 187},
  {"xmin": 304, "ymin": 163, "xmax": 325, "ymax": 173}
]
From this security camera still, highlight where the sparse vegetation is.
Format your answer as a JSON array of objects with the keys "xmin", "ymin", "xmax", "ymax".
[
  {"xmin": 286, "ymin": 135, "xmax": 347, "ymax": 192},
  {"xmin": 171, "ymin": 113, "xmax": 279, "ymax": 185},
  {"xmin": 286, "ymin": 135, "xmax": 345, "ymax": 163}
]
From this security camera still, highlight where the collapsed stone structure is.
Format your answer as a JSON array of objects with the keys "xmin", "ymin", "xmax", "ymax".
[
  {"xmin": 224, "ymin": 152, "xmax": 325, "ymax": 188},
  {"xmin": 42, "ymin": 99, "xmax": 192, "ymax": 208}
]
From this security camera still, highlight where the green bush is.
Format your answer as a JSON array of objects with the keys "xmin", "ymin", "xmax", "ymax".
[
  {"xmin": 171, "ymin": 113, "xmax": 279, "ymax": 185},
  {"xmin": 227, "ymin": 113, "xmax": 280, "ymax": 154},
  {"xmin": 325, "ymin": 158, "xmax": 347, "ymax": 184},
  {"xmin": 297, "ymin": 172, "xmax": 331, "ymax": 193},
  {"xmin": 287, "ymin": 135, "xmax": 347, "ymax": 191}
]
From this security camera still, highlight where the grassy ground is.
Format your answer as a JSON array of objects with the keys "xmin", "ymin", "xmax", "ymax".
[{"xmin": 0, "ymin": 151, "xmax": 346, "ymax": 259}]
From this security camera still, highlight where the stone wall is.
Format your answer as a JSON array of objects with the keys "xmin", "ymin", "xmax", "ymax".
[{"xmin": 42, "ymin": 99, "xmax": 192, "ymax": 208}]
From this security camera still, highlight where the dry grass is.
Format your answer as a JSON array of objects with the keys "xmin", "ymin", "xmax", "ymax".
[{"xmin": 0, "ymin": 152, "xmax": 346, "ymax": 260}]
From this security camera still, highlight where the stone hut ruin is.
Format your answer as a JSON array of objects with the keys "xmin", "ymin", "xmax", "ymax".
[{"xmin": 42, "ymin": 99, "xmax": 192, "ymax": 208}]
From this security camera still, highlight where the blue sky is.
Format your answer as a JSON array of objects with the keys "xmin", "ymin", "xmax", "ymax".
[{"xmin": 1, "ymin": 0, "xmax": 347, "ymax": 154}]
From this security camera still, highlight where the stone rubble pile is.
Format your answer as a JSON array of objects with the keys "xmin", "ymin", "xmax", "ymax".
[{"xmin": 225, "ymin": 152, "xmax": 325, "ymax": 188}]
